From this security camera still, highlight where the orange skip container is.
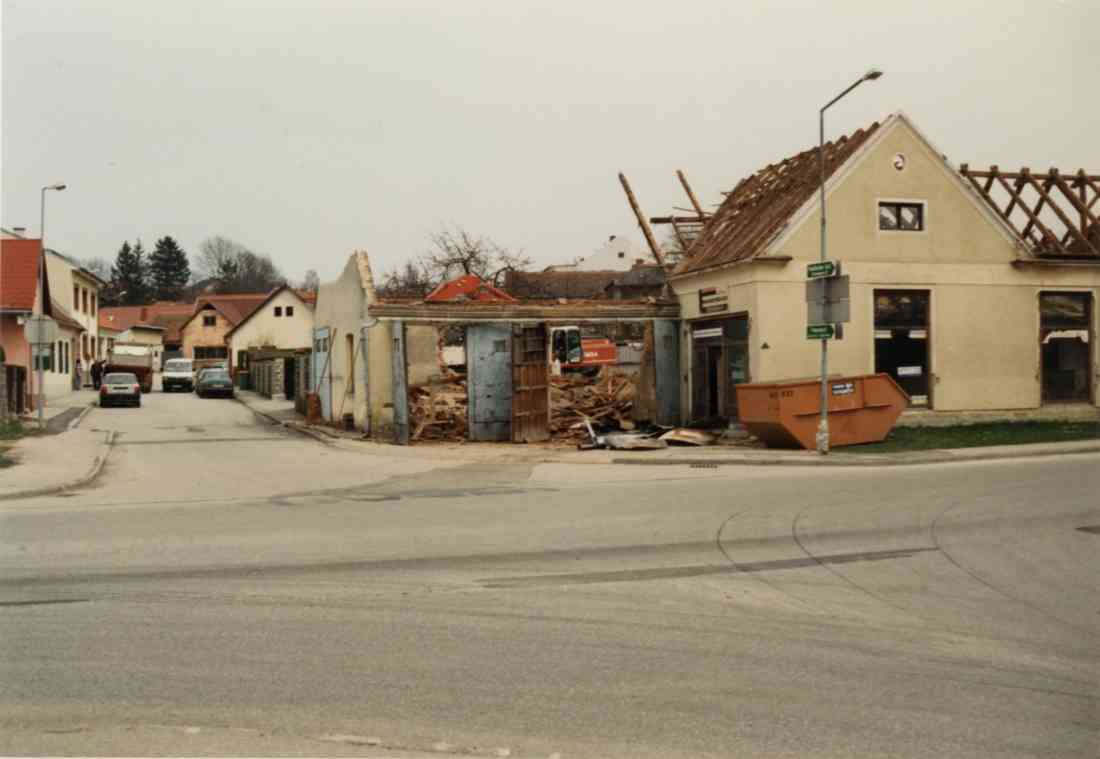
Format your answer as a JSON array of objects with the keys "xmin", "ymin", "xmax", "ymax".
[{"xmin": 736, "ymin": 374, "xmax": 909, "ymax": 449}]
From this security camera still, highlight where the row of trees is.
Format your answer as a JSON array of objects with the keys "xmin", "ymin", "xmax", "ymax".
[{"xmin": 86, "ymin": 236, "xmax": 320, "ymax": 307}]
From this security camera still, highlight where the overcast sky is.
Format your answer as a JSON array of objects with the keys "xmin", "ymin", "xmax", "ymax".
[{"xmin": 3, "ymin": 0, "xmax": 1096, "ymax": 284}]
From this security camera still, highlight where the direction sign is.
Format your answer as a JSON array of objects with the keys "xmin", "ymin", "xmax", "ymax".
[
  {"xmin": 23, "ymin": 315, "xmax": 59, "ymax": 346},
  {"xmin": 806, "ymin": 324, "xmax": 835, "ymax": 340},
  {"xmin": 807, "ymin": 260, "xmax": 841, "ymax": 279}
]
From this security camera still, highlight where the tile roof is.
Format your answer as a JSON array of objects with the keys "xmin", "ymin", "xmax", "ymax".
[
  {"xmin": 223, "ymin": 285, "xmax": 317, "ymax": 338},
  {"xmin": 503, "ymin": 270, "xmax": 620, "ymax": 299},
  {"xmin": 673, "ymin": 120, "xmax": 881, "ymax": 277},
  {"xmin": 100, "ymin": 302, "xmax": 196, "ymax": 342},
  {"xmin": 0, "ymin": 238, "xmax": 42, "ymax": 311},
  {"xmin": 193, "ymin": 293, "xmax": 269, "ymax": 325}
]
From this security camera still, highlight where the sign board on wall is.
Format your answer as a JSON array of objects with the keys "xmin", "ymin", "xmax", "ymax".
[
  {"xmin": 698, "ymin": 288, "xmax": 728, "ymax": 315},
  {"xmin": 692, "ymin": 327, "xmax": 723, "ymax": 340},
  {"xmin": 897, "ymin": 365, "xmax": 923, "ymax": 376}
]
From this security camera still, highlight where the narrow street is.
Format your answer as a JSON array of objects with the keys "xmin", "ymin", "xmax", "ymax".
[{"xmin": 2, "ymin": 390, "xmax": 1098, "ymax": 758}]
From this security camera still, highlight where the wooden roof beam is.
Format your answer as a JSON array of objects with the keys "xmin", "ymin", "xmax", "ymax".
[{"xmin": 618, "ymin": 172, "xmax": 665, "ymax": 267}]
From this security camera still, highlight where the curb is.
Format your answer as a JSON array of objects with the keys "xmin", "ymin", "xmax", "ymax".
[
  {"xmin": 0, "ymin": 430, "xmax": 117, "ymax": 502},
  {"xmin": 235, "ymin": 397, "xmax": 336, "ymax": 447},
  {"xmin": 66, "ymin": 402, "xmax": 95, "ymax": 432},
  {"xmin": 610, "ymin": 441, "xmax": 1100, "ymax": 467}
]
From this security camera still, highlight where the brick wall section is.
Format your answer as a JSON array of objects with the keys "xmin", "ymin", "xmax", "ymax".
[{"xmin": 181, "ymin": 308, "xmax": 233, "ymax": 359}]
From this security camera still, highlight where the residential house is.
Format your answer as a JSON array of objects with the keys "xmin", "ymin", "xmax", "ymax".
[
  {"xmin": 179, "ymin": 293, "xmax": 268, "ymax": 363},
  {"xmin": 99, "ymin": 301, "xmax": 194, "ymax": 363},
  {"xmin": 43, "ymin": 247, "xmax": 106, "ymax": 380},
  {"xmin": 225, "ymin": 284, "xmax": 315, "ymax": 371},
  {"xmin": 0, "ymin": 233, "xmax": 85, "ymax": 409},
  {"xmin": 668, "ymin": 111, "xmax": 1100, "ymax": 424},
  {"xmin": 545, "ymin": 235, "xmax": 652, "ymax": 272},
  {"xmin": 116, "ymin": 325, "xmax": 166, "ymax": 367}
]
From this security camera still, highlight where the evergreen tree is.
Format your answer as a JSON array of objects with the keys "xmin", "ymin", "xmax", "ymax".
[
  {"xmin": 110, "ymin": 240, "xmax": 149, "ymax": 306},
  {"xmin": 149, "ymin": 236, "xmax": 191, "ymax": 302}
]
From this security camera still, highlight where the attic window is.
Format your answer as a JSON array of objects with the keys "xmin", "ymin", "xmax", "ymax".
[
  {"xmin": 879, "ymin": 202, "xmax": 924, "ymax": 231},
  {"xmin": 203, "ymin": 314, "xmax": 216, "ymax": 327},
  {"xmin": 274, "ymin": 306, "xmax": 283, "ymax": 317},
  {"xmin": 286, "ymin": 306, "xmax": 294, "ymax": 317}
]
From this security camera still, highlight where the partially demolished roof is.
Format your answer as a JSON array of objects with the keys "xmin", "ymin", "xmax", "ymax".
[
  {"xmin": 503, "ymin": 270, "xmax": 622, "ymax": 299},
  {"xmin": 671, "ymin": 120, "xmax": 881, "ymax": 277},
  {"xmin": 959, "ymin": 166, "xmax": 1100, "ymax": 259}
]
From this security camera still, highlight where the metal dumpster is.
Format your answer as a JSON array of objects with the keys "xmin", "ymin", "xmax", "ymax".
[{"xmin": 736, "ymin": 374, "xmax": 909, "ymax": 449}]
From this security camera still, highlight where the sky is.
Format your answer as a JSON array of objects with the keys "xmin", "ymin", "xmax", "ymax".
[{"xmin": 2, "ymin": 0, "xmax": 1097, "ymax": 285}]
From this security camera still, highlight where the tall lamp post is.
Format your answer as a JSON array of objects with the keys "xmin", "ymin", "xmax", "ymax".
[
  {"xmin": 36, "ymin": 182, "xmax": 67, "ymax": 429},
  {"xmin": 816, "ymin": 70, "xmax": 882, "ymax": 455}
]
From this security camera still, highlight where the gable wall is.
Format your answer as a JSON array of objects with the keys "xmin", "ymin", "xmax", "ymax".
[
  {"xmin": 181, "ymin": 306, "xmax": 233, "ymax": 358},
  {"xmin": 228, "ymin": 290, "xmax": 314, "ymax": 360}
]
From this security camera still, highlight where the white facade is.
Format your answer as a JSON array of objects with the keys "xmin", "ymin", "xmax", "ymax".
[
  {"xmin": 227, "ymin": 288, "xmax": 315, "ymax": 366},
  {"xmin": 41, "ymin": 250, "xmax": 103, "ymax": 395},
  {"xmin": 548, "ymin": 236, "xmax": 652, "ymax": 272}
]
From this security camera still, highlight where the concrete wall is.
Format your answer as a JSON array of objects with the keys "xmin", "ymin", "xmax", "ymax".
[
  {"xmin": 670, "ymin": 116, "xmax": 1100, "ymax": 417},
  {"xmin": 228, "ymin": 290, "xmax": 314, "ymax": 362}
]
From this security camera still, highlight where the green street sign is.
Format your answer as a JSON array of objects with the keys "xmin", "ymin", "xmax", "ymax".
[
  {"xmin": 807, "ymin": 260, "xmax": 840, "ymax": 279},
  {"xmin": 806, "ymin": 323, "xmax": 835, "ymax": 340}
]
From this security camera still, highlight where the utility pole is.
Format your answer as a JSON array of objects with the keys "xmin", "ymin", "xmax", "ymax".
[
  {"xmin": 36, "ymin": 183, "xmax": 67, "ymax": 430},
  {"xmin": 816, "ymin": 71, "xmax": 881, "ymax": 454}
]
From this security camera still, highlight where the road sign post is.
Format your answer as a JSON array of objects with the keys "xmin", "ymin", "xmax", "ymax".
[
  {"xmin": 25, "ymin": 316, "xmax": 59, "ymax": 430},
  {"xmin": 806, "ymin": 261, "xmax": 849, "ymax": 455}
]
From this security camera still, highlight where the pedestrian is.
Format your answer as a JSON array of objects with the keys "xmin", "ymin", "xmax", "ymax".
[
  {"xmin": 74, "ymin": 358, "xmax": 83, "ymax": 390},
  {"xmin": 91, "ymin": 360, "xmax": 103, "ymax": 390}
]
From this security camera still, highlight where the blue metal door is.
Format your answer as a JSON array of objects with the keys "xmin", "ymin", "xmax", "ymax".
[
  {"xmin": 312, "ymin": 326, "xmax": 332, "ymax": 420},
  {"xmin": 466, "ymin": 325, "xmax": 512, "ymax": 441}
]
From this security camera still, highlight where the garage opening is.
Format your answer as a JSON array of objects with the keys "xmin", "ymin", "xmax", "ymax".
[
  {"xmin": 874, "ymin": 290, "xmax": 930, "ymax": 407},
  {"xmin": 1040, "ymin": 292, "xmax": 1092, "ymax": 403}
]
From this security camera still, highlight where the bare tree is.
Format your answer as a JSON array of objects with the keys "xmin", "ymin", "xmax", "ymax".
[
  {"xmin": 196, "ymin": 236, "xmax": 284, "ymax": 293},
  {"xmin": 378, "ymin": 260, "xmax": 434, "ymax": 298},
  {"xmin": 420, "ymin": 224, "xmax": 530, "ymax": 285},
  {"xmin": 299, "ymin": 269, "xmax": 321, "ymax": 294}
]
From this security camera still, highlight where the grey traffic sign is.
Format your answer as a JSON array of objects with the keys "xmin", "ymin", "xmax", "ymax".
[
  {"xmin": 808, "ymin": 298, "xmax": 850, "ymax": 325},
  {"xmin": 23, "ymin": 315, "xmax": 59, "ymax": 345},
  {"xmin": 805, "ymin": 275, "xmax": 850, "ymax": 303}
]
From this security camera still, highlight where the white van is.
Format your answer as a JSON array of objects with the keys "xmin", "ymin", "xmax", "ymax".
[{"xmin": 162, "ymin": 358, "xmax": 195, "ymax": 392}]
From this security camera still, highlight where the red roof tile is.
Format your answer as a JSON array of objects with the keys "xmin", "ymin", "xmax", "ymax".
[{"xmin": 0, "ymin": 238, "xmax": 42, "ymax": 311}]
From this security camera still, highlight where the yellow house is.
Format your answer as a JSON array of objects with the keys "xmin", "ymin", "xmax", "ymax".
[{"xmin": 669, "ymin": 111, "xmax": 1100, "ymax": 422}]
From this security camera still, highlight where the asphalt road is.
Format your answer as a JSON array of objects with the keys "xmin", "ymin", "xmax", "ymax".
[{"xmin": 1, "ymin": 389, "xmax": 1098, "ymax": 757}]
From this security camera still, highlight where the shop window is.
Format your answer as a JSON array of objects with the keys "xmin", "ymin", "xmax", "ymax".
[
  {"xmin": 1040, "ymin": 292, "xmax": 1092, "ymax": 403},
  {"xmin": 878, "ymin": 202, "xmax": 924, "ymax": 231},
  {"xmin": 874, "ymin": 290, "xmax": 931, "ymax": 405}
]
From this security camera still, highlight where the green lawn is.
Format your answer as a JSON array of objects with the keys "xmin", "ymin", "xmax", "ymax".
[{"xmin": 836, "ymin": 421, "xmax": 1100, "ymax": 454}]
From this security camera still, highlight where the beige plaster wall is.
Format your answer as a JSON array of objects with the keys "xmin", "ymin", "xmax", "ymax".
[
  {"xmin": 181, "ymin": 307, "xmax": 232, "ymax": 358},
  {"xmin": 229, "ymin": 290, "xmax": 315, "ymax": 361},
  {"xmin": 669, "ymin": 116, "xmax": 1100, "ymax": 417}
]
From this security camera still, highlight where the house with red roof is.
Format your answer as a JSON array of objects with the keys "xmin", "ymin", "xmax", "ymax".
[{"xmin": 1, "ymin": 230, "xmax": 90, "ymax": 411}]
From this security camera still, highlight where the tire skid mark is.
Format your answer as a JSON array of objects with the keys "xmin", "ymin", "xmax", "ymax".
[
  {"xmin": 715, "ymin": 511, "xmax": 818, "ymax": 613},
  {"xmin": 790, "ymin": 506, "xmax": 912, "ymax": 614},
  {"xmin": 930, "ymin": 501, "xmax": 1096, "ymax": 640}
]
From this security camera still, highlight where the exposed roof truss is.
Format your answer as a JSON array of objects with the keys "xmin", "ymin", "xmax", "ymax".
[{"xmin": 959, "ymin": 165, "xmax": 1100, "ymax": 258}]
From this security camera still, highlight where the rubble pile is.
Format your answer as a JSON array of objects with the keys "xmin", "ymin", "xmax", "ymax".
[
  {"xmin": 551, "ymin": 369, "xmax": 637, "ymax": 440},
  {"xmin": 409, "ymin": 375, "xmax": 468, "ymax": 441}
]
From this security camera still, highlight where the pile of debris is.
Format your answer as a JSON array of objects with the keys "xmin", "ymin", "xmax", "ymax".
[
  {"xmin": 409, "ymin": 374, "xmax": 468, "ymax": 441},
  {"xmin": 550, "ymin": 369, "xmax": 637, "ymax": 440}
]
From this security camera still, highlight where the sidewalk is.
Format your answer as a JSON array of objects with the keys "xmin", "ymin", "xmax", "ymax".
[
  {"xmin": 233, "ymin": 390, "xmax": 1100, "ymax": 467},
  {"xmin": 0, "ymin": 427, "xmax": 114, "ymax": 500},
  {"xmin": 20, "ymin": 389, "xmax": 99, "ymax": 432}
]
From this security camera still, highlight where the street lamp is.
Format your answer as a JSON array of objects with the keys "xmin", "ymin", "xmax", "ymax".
[
  {"xmin": 816, "ymin": 69, "xmax": 881, "ymax": 455},
  {"xmin": 36, "ymin": 182, "xmax": 67, "ymax": 429}
]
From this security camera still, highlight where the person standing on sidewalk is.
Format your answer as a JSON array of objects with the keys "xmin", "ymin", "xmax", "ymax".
[
  {"xmin": 91, "ymin": 360, "xmax": 103, "ymax": 390},
  {"xmin": 74, "ymin": 358, "xmax": 83, "ymax": 390}
]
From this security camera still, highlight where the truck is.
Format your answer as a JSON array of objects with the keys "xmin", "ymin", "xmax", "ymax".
[{"xmin": 105, "ymin": 344, "xmax": 155, "ymax": 393}]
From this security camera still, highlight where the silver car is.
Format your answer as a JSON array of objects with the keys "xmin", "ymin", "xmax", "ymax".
[{"xmin": 99, "ymin": 372, "xmax": 142, "ymax": 408}]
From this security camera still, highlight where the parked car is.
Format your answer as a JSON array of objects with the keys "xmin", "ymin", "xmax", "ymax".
[
  {"xmin": 162, "ymin": 358, "xmax": 195, "ymax": 392},
  {"xmin": 100, "ymin": 372, "xmax": 142, "ymax": 408},
  {"xmin": 196, "ymin": 368, "xmax": 234, "ymax": 398}
]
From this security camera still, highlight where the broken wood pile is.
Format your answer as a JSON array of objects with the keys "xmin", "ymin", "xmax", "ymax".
[
  {"xmin": 551, "ymin": 369, "xmax": 637, "ymax": 440},
  {"xmin": 409, "ymin": 374, "xmax": 468, "ymax": 441}
]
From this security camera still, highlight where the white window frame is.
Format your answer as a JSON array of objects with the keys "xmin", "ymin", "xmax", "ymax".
[{"xmin": 876, "ymin": 198, "xmax": 929, "ymax": 236}]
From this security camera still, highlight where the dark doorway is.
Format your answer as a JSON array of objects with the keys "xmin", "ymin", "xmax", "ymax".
[
  {"xmin": 874, "ymin": 290, "xmax": 930, "ymax": 406},
  {"xmin": 284, "ymin": 357, "xmax": 297, "ymax": 400},
  {"xmin": 690, "ymin": 315, "xmax": 750, "ymax": 423},
  {"xmin": 1040, "ymin": 292, "xmax": 1092, "ymax": 403}
]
